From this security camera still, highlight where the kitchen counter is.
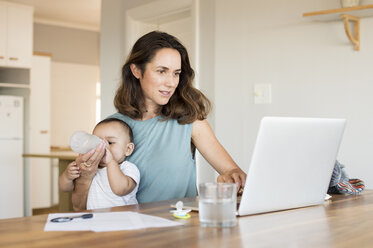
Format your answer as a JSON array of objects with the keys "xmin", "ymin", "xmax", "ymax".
[
  {"xmin": 23, "ymin": 151, "xmax": 77, "ymax": 160},
  {"xmin": 23, "ymin": 151, "xmax": 78, "ymax": 212}
]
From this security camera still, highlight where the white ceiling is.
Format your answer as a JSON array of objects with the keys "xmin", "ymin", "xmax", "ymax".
[{"xmin": 6, "ymin": 0, "xmax": 101, "ymax": 31}]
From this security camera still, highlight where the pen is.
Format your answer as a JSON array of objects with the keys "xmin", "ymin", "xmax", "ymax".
[{"xmin": 50, "ymin": 213, "xmax": 93, "ymax": 223}]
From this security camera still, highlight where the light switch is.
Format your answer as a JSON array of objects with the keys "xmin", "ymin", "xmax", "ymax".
[{"xmin": 254, "ymin": 84, "xmax": 272, "ymax": 104}]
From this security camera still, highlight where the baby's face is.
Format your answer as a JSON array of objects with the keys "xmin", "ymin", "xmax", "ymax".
[{"xmin": 93, "ymin": 122, "xmax": 132, "ymax": 164}]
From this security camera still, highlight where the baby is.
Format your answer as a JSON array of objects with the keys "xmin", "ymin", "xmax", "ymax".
[{"xmin": 59, "ymin": 118, "xmax": 140, "ymax": 210}]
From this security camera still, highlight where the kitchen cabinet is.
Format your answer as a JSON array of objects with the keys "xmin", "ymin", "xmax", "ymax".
[
  {"xmin": 0, "ymin": 2, "xmax": 33, "ymax": 68},
  {"xmin": 29, "ymin": 54, "xmax": 51, "ymax": 209},
  {"xmin": 0, "ymin": 67, "xmax": 30, "ymax": 89}
]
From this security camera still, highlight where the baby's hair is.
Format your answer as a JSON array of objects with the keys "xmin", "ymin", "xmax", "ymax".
[{"xmin": 95, "ymin": 118, "xmax": 134, "ymax": 142}]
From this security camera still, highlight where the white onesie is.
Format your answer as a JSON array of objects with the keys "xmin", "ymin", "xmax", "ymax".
[{"xmin": 86, "ymin": 161, "xmax": 140, "ymax": 210}]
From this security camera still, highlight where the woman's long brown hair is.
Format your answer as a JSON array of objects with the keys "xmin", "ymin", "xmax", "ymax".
[{"xmin": 114, "ymin": 31, "xmax": 211, "ymax": 124}]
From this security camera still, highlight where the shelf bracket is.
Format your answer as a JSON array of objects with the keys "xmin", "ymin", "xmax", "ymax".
[{"xmin": 341, "ymin": 14, "xmax": 360, "ymax": 51}]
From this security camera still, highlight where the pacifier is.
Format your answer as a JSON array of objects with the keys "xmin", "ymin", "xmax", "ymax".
[{"xmin": 170, "ymin": 201, "xmax": 191, "ymax": 219}]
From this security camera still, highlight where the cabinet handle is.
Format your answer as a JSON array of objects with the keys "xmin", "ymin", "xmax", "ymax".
[
  {"xmin": 9, "ymin": 57, "xmax": 19, "ymax": 61},
  {"xmin": 40, "ymin": 130, "xmax": 48, "ymax": 134},
  {"xmin": 0, "ymin": 56, "xmax": 4, "ymax": 59}
]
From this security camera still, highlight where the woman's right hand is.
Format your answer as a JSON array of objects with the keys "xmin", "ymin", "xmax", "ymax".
[
  {"xmin": 75, "ymin": 142, "xmax": 106, "ymax": 180},
  {"xmin": 72, "ymin": 142, "xmax": 106, "ymax": 211}
]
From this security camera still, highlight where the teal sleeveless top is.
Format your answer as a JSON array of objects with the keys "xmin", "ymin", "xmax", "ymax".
[{"xmin": 109, "ymin": 113, "xmax": 197, "ymax": 203}]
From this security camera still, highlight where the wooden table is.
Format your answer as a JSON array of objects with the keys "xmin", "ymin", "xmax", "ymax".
[
  {"xmin": 1, "ymin": 191, "xmax": 372, "ymax": 247},
  {"xmin": 23, "ymin": 152, "xmax": 78, "ymax": 212}
]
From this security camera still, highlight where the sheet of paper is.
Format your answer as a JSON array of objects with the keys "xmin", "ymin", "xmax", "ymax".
[
  {"xmin": 44, "ymin": 211, "xmax": 183, "ymax": 232},
  {"xmin": 44, "ymin": 213, "xmax": 93, "ymax": 231}
]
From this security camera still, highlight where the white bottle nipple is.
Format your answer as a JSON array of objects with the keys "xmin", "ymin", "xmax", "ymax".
[{"xmin": 70, "ymin": 131, "xmax": 102, "ymax": 154}]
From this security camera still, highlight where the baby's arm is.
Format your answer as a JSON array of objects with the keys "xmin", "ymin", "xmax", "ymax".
[
  {"xmin": 101, "ymin": 144, "xmax": 136, "ymax": 196},
  {"xmin": 59, "ymin": 161, "xmax": 80, "ymax": 192},
  {"xmin": 106, "ymin": 160, "xmax": 137, "ymax": 196}
]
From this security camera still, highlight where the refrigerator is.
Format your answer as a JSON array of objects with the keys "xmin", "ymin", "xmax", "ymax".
[{"xmin": 0, "ymin": 95, "xmax": 24, "ymax": 219}]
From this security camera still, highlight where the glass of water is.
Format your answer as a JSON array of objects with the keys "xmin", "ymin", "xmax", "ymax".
[{"xmin": 198, "ymin": 182, "xmax": 237, "ymax": 227}]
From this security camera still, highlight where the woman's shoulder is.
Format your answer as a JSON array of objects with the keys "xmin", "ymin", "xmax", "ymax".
[
  {"xmin": 108, "ymin": 112, "xmax": 127, "ymax": 119},
  {"xmin": 107, "ymin": 113, "xmax": 133, "ymax": 123},
  {"xmin": 107, "ymin": 113, "xmax": 196, "ymax": 130}
]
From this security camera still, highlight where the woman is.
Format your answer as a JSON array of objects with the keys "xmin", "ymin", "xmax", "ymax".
[{"xmin": 72, "ymin": 31, "xmax": 246, "ymax": 210}]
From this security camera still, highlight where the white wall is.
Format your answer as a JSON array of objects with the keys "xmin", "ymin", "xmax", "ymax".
[
  {"xmin": 160, "ymin": 17, "xmax": 194, "ymax": 65},
  {"xmin": 101, "ymin": 0, "xmax": 373, "ymax": 188},
  {"xmin": 100, "ymin": 0, "xmax": 155, "ymax": 119},
  {"xmin": 195, "ymin": 0, "xmax": 217, "ymax": 183},
  {"xmin": 50, "ymin": 61, "xmax": 99, "ymax": 145},
  {"xmin": 48, "ymin": 61, "xmax": 98, "ymax": 206},
  {"xmin": 215, "ymin": 0, "xmax": 373, "ymax": 188},
  {"xmin": 34, "ymin": 23, "xmax": 99, "ymax": 66}
]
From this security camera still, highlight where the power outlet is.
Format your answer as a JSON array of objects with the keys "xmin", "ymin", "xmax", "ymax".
[{"xmin": 254, "ymin": 84, "xmax": 272, "ymax": 104}]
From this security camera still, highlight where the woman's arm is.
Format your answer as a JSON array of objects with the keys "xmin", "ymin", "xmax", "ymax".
[
  {"xmin": 71, "ymin": 143, "xmax": 106, "ymax": 211},
  {"xmin": 192, "ymin": 119, "xmax": 246, "ymax": 188}
]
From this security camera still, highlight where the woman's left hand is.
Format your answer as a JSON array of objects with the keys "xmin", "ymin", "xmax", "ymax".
[{"xmin": 217, "ymin": 168, "xmax": 246, "ymax": 191}]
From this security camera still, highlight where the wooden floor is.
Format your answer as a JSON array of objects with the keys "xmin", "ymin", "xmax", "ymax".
[{"xmin": 32, "ymin": 205, "xmax": 59, "ymax": 215}]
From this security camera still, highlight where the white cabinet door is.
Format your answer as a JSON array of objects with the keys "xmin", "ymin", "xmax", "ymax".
[
  {"xmin": 0, "ymin": 139, "xmax": 24, "ymax": 219},
  {"xmin": 30, "ymin": 55, "xmax": 51, "ymax": 208},
  {"xmin": 0, "ymin": 2, "xmax": 33, "ymax": 68},
  {"xmin": 6, "ymin": 3, "xmax": 33, "ymax": 68},
  {"xmin": 0, "ymin": 2, "xmax": 7, "ymax": 67}
]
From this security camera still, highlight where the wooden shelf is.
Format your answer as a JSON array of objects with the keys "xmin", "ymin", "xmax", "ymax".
[
  {"xmin": 303, "ymin": 5, "xmax": 373, "ymax": 51},
  {"xmin": 303, "ymin": 4, "xmax": 373, "ymax": 21},
  {"xmin": 0, "ymin": 82, "xmax": 30, "ymax": 89}
]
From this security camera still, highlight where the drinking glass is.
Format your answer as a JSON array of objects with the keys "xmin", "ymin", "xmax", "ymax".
[{"xmin": 198, "ymin": 182, "xmax": 237, "ymax": 227}]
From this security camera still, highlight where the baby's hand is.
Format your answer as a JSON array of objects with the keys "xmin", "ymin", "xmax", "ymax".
[
  {"xmin": 65, "ymin": 161, "xmax": 80, "ymax": 181},
  {"xmin": 101, "ymin": 140, "xmax": 114, "ymax": 165}
]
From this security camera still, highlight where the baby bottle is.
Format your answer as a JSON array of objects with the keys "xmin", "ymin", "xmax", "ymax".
[{"xmin": 70, "ymin": 131, "xmax": 102, "ymax": 154}]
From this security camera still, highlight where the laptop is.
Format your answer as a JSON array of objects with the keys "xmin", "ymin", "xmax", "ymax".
[{"xmin": 176, "ymin": 117, "xmax": 346, "ymax": 216}]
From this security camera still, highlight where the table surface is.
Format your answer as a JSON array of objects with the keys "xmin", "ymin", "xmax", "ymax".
[{"xmin": 1, "ymin": 191, "xmax": 372, "ymax": 248}]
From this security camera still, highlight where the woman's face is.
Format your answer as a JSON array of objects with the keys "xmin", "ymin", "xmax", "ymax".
[{"xmin": 133, "ymin": 48, "xmax": 182, "ymax": 111}]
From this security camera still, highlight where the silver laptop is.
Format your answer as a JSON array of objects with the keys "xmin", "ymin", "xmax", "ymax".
[
  {"xmin": 177, "ymin": 117, "xmax": 346, "ymax": 216},
  {"xmin": 237, "ymin": 116, "xmax": 345, "ymax": 216}
]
